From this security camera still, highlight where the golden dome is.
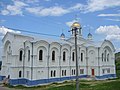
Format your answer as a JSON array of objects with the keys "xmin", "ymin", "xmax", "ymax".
[{"xmin": 71, "ymin": 22, "xmax": 81, "ymax": 28}]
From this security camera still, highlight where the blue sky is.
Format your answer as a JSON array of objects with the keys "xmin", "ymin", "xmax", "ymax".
[{"xmin": 0, "ymin": 0, "xmax": 120, "ymax": 54}]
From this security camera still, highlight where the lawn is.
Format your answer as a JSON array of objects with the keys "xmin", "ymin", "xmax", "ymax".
[{"xmin": 5, "ymin": 78, "xmax": 120, "ymax": 90}]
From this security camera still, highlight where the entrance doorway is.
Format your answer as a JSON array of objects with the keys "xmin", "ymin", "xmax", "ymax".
[{"xmin": 91, "ymin": 69, "xmax": 94, "ymax": 76}]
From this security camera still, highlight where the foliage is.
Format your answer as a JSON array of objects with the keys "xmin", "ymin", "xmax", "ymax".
[{"xmin": 115, "ymin": 52, "xmax": 120, "ymax": 77}]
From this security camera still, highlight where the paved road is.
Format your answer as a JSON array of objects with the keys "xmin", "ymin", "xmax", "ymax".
[
  {"xmin": 0, "ymin": 84, "xmax": 11, "ymax": 90},
  {"xmin": 0, "ymin": 86, "xmax": 9, "ymax": 90}
]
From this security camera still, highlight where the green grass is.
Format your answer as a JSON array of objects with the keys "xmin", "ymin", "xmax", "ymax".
[
  {"xmin": 90, "ymin": 80, "xmax": 120, "ymax": 90},
  {"xmin": 5, "ymin": 78, "xmax": 120, "ymax": 90}
]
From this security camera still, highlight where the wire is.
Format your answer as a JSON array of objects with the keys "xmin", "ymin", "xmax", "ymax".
[{"xmin": 6, "ymin": 27, "xmax": 70, "ymax": 38}]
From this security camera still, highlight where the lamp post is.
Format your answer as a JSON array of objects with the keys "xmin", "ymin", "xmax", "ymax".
[{"xmin": 71, "ymin": 22, "xmax": 81, "ymax": 90}]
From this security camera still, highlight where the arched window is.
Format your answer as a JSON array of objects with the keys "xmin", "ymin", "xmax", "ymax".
[
  {"xmin": 81, "ymin": 53, "xmax": 83, "ymax": 62},
  {"xmin": 65, "ymin": 70, "xmax": 66, "ymax": 76},
  {"xmin": 62, "ymin": 70, "xmax": 64, "ymax": 76},
  {"xmin": 102, "ymin": 53, "xmax": 104, "ymax": 62},
  {"xmin": 19, "ymin": 71, "xmax": 22, "ymax": 78},
  {"xmin": 28, "ymin": 50, "xmax": 30, "ymax": 61},
  {"xmin": 72, "ymin": 69, "xmax": 73, "ymax": 75},
  {"xmin": 104, "ymin": 50, "xmax": 107, "ymax": 62},
  {"xmin": 19, "ymin": 50, "xmax": 23, "ymax": 61},
  {"xmin": 54, "ymin": 70, "xmax": 56, "ymax": 77},
  {"xmin": 107, "ymin": 54, "xmax": 109, "ymax": 61},
  {"xmin": 51, "ymin": 71, "xmax": 53, "ymax": 77},
  {"xmin": 74, "ymin": 69, "xmax": 76, "ymax": 75},
  {"xmin": 52, "ymin": 51, "xmax": 55, "ymax": 61},
  {"xmin": 9, "ymin": 46, "xmax": 11, "ymax": 52},
  {"xmin": 72, "ymin": 52, "xmax": 75, "ymax": 61},
  {"xmin": 39, "ymin": 50, "xmax": 43, "ymax": 60},
  {"xmin": 63, "ymin": 51, "xmax": 66, "ymax": 61}
]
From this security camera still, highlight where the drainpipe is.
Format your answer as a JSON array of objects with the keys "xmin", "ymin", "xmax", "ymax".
[
  {"xmin": 47, "ymin": 44, "xmax": 50, "ymax": 81},
  {"xmin": 31, "ymin": 42, "xmax": 33, "ymax": 80},
  {"xmin": 23, "ymin": 42, "xmax": 25, "ymax": 78},
  {"xmin": 79, "ymin": 47, "xmax": 80, "ymax": 77},
  {"xmin": 69, "ymin": 46, "xmax": 71, "ymax": 78},
  {"xmin": 59, "ymin": 45, "xmax": 61, "ymax": 81},
  {"xmin": 98, "ymin": 47, "xmax": 100, "ymax": 76},
  {"xmin": 86, "ymin": 47, "xmax": 88, "ymax": 76}
]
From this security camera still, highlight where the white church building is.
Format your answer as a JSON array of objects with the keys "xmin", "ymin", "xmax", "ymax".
[{"xmin": 0, "ymin": 22, "xmax": 116, "ymax": 86}]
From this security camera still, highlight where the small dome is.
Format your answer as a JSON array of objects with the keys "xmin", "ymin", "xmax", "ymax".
[
  {"xmin": 60, "ymin": 33, "xmax": 65, "ymax": 40},
  {"xmin": 71, "ymin": 22, "xmax": 81, "ymax": 28},
  {"xmin": 87, "ymin": 33, "xmax": 93, "ymax": 40},
  {"xmin": 88, "ymin": 33, "xmax": 92, "ymax": 37}
]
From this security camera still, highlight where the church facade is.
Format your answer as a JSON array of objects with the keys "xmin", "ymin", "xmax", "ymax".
[{"xmin": 0, "ymin": 22, "xmax": 116, "ymax": 86}]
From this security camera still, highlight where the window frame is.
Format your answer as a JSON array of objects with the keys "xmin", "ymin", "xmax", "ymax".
[
  {"xmin": 39, "ymin": 50, "xmax": 43, "ymax": 61},
  {"xmin": 52, "ymin": 51, "xmax": 55, "ymax": 61},
  {"xmin": 80, "ymin": 69, "xmax": 84, "ymax": 74},
  {"xmin": 63, "ymin": 51, "xmax": 66, "ymax": 61},
  {"xmin": 19, "ymin": 71, "xmax": 22, "ymax": 78},
  {"xmin": 81, "ymin": 53, "xmax": 83, "ymax": 62},
  {"xmin": 28, "ymin": 50, "xmax": 30, "ymax": 61},
  {"xmin": 72, "ymin": 52, "xmax": 75, "ymax": 61},
  {"xmin": 19, "ymin": 50, "xmax": 23, "ymax": 61}
]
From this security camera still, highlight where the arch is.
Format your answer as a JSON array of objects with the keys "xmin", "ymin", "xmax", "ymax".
[
  {"xmin": 4, "ymin": 40, "xmax": 11, "ymax": 54},
  {"xmin": 36, "ymin": 40, "xmax": 49, "ymax": 46},
  {"xmin": 102, "ymin": 46, "xmax": 112, "ymax": 62},
  {"xmin": 51, "ymin": 42, "xmax": 61, "ymax": 47},
  {"xmin": 62, "ymin": 44, "xmax": 71, "ymax": 48},
  {"xmin": 103, "ymin": 46, "xmax": 112, "ymax": 55},
  {"xmin": 101, "ymin": 40, "xmax": 115, "ymax": 52}
]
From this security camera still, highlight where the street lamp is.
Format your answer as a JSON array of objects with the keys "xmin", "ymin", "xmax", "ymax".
[{"xmin": 71, "ymin": 22, "xmax": 81, "ymax": 90}]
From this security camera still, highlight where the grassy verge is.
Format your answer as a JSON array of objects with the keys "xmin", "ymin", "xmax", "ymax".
[{"xmin": 4, "ymin": 78, "xmax": 120, "ymax": 90}]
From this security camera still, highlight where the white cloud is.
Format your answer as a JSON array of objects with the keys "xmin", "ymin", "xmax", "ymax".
[
  {"xmin": 96, "ymin": 25, "xmax": 120, "ymax": 35},
  {"xmin": 66, "ymin": 20, "xmax": 77, "ymax": 27},
  {"xmin": 106, "ymin": 18, "xmax": 120, "ymax": 22},
  {"xmin": 0, "ymin": 26, "xmax": 21, "ymax": 35},
  {"xmin": 0, "ymin": 19, "xmax": 6, "ymax": 23},
  {"xmin": 96, "ymin": 25, "xmax": 120, "ymax": 40},
  {"xmin": 1, "ymin": 0, "xmax": 120, "ymax": 16},
  {"xmin": 69, "ymin": 3, "xmax": 84, "ymax": 11},
  {"xmin": 25, "ymin": 0, "xmax": 39, "ymax": 3},
  {"xmin": 83, "ymin": 0, "xmax": 120, "ymax": 13},
  {"xmin": 1, "ymin": 10, "xmax": 9, "ymax": 15},
  {"xmin": 67, "ymin": 0, "xmax": 120, "ymax": 13},
  {"xmin": 115, "ymin": 47, "xmax": 120, "ymax": 52},
  {"xmin": 26, "ymin": 6, "xmax": 70, "ymax": 16},
  {"xmin": 106, "ymin": 34, "xmax": 120, "ymax": 40},
  {"xmin": 98, "ymin": 13, "xmax": 120, "ymax": 17},
  {"xmin": 44, "ymin": 0, "xmax": 51, "ymax": 1},
  {"xmin": 1, "ymin": 1, "xmax": 28, "ymax": 16},
  {"xmin": 118, "ymin": 48, "xmax": 120, "ymax": 52}
]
